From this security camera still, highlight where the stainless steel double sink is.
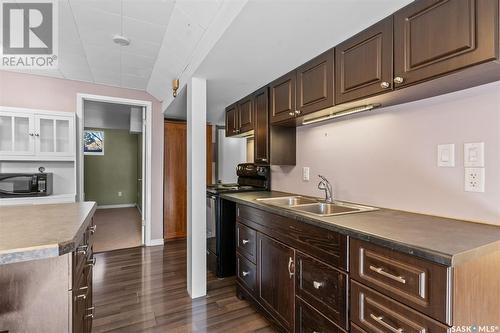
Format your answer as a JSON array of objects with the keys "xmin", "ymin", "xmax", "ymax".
[{"xmin": 256, "ymin": 196, "xmax": 378, "ymax": 217}]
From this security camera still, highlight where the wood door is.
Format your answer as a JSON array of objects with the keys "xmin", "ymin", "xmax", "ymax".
[
  {"xmin": 270, "ymin": 71, "xmax": 296, "ymax": 124},
  {"xmin": 335, "ymin": 16, "xmax": 393, "ymax": 104},
  {"xmin": 164, "ymin": 121, "xmax": 187, "ymax": 240},
  {"xmin": 257, "ymin": 233, "xmax": 295, "ymax": 331},
  {"xmin": 225, "ymin": 104, "xmax": 239, "ymax": 136},
  {"xmin": 394, "ymin": 0, "xmax": 498, "ymax": 88},
  {"xmin": 237, "ymin": 95, "xmax": 254, "ymax": 134},
  {"xmin": 253, "ymin": 87, "xmax": 269, "ymax": 164},
  {"xmin": 297, "ymin": 49, "xmax": 334, "ymax": 115},
  {"xmin": 164, "ymin": 122, "xmax": 214, "ymax": 240}
]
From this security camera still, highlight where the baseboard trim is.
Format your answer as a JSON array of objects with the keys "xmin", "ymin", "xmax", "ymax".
[
  {"xmin": 148, "ymin": 238, "xmax": 164, "ymax": 246},
  {"xmin": 97, "ymin": 203, "xmax": 136, "ymax": 209}
]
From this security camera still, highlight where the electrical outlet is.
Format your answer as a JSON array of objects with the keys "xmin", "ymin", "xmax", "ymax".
[
  {"xmin": 303, "ymin": 167, "xmax": 310, "ymax": 181},
  {"xmin": 118, "ymin": 191, "xmax": 123, "ymax": 197},
  {"xmin": 464, "ymin": 168, "xmax": 485, "ymax": 192}
]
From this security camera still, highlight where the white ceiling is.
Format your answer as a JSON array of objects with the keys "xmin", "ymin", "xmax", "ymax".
[
  {"xmin": 188, "ymin": 0, "xmax": 414, "ymax": 124},
  {"xmin": 8, "ymin": 0, "xmax": 232, "ymax": 97}
]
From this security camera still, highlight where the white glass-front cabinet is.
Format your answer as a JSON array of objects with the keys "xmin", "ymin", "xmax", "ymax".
[{"xmin": 0, "ymin": 107, "xmax": 75, "ymax": 161}]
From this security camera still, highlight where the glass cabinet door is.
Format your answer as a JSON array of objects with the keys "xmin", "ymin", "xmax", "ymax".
[
  {"xmin": 0, "ymin": 112, "xmax": 34, "ymax": 155},
  {"xmin": 35, "ymin": 115, "xmax": 74, "ymax": 157}
]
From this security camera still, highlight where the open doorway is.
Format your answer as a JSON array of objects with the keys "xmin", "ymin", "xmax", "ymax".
[{"xmin": 76, "ymin": 94, "xmax": 152, "ymax": 252}]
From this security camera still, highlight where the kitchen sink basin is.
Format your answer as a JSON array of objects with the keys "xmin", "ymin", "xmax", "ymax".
[
  {"xmin": 292, "ymin": 202, "xmax": 378, "ymax": 217},
  {"xmin": 256, "ymin": 196, "xmax": 318, "ymax": 206},
  {"xmin": 256, "ymin": 196, "xmax": 378, "ymax": 217}
]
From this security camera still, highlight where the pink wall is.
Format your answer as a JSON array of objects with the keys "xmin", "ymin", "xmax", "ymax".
[
  {"xmin": 271, "ymin": 81, "xmax": 500, "ymax": 225},
  {"xmin": 0, "ymin": 70, "xmax": 164, "ymax": 239}
]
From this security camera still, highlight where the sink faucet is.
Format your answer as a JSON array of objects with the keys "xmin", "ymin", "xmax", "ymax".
[{"xmin": 318, "ymin": 175, "xmax": 334, "ymax": 203}]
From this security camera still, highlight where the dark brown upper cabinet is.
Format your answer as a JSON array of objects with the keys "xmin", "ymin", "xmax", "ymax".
[
  {"xmin": 270, "ymin": 71, "xmax": 296, "ymax": 124},
  {"xmin": 237, "ymin": 95, "xmax": 254, "ymax": 133},
  {"xmin": 225, "ymin": 104, "xmax": 239, "ymax": 136},
  {"xmin": 297, "ymin": 49, "xmax": 334, "ymax": 115},
  {"xmin": 393, "ymin": 0, "xmax": 498, "ymax": 88},
  {"xmin": 335, "ymin": 17, "xmax": 393, "ymax": 104},
  {"xmin": 253, "ymin": 87, "xmax": 269, "ymax": 164}
]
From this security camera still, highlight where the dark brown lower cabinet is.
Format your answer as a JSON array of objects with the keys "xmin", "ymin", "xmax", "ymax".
[
  {"xmin": 257, "ymin": 233, "xmax": 295, "ymax": 331},
  {"xmin": 236, "ymin": 204, "xmax": 348, "ymax": 333}
]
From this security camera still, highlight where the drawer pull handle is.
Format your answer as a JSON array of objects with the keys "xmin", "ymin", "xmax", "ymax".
[
  {"xmin": 76, "ymin": 294, "xmax": 86, "ymax": 300},
  {"xmin": 89, "ymin": 225, "xmax": 97, "ymax": 234},
  {"xmin": 87, "ymin": 257, "xmax": 96, "ymax": 267},
  {"xmin": 288, "ymin": 257, "xmax": 294, "ymax": 279},
  {"xmin": 242, "ymin": 239, "xmax": 250, "ymax": 245},
  {"xmin": 85, "ymin": 313, "xmax": 94, "ymax": 319},
  {"xmin": 242, "ymin": 271, "xmax": 250, "ymax": 277},
  {"xmin": 313, "ymin": 281, "xmax": 324, "ymax": 289},
  {"xmin": 77, "ymin": 245, "xmax": 88, "ymax": 255},
  {"xmin": 369, "ymin": 265, "xmax": 406, "ymax": 284},
  {"xmin": 370, "ymin": 314, "xmax": 403, "ymax": 333},
  {"xmin": 288, "ymin": 111, "xmax": 295, "ymax": 116}
]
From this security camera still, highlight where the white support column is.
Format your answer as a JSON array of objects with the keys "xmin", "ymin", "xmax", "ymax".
[{"xmin": 186, "ymin": 77, "xmax": 207, "ymax": 298}]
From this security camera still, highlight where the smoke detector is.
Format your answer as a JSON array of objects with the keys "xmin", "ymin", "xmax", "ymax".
[{"xmin": 112, "ymin": 34, "xmax": 131, "ymax": 46}]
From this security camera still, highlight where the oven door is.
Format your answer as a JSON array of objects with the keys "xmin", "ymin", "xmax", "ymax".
[
  {"xmin": 206, "ymin": 194, "xmax": 218, "ymax": 255},
  {"xmin": 0, "ymin": 174, "xmax": 36, "ymax": 197}
]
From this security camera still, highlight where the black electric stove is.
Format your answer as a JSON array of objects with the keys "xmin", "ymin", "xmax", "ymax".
[{"xmin": 206, "ymin": 163, "xmax": 270, "ymax": 277}]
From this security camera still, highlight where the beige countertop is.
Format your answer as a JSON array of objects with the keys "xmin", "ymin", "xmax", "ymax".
[
  {"xmin": 0, "ymin": 202, "xmax": 97, "ymax": 265},
  {"xmin": 221, "ymin": 191, "xmax": 500, "ymax": 266}
]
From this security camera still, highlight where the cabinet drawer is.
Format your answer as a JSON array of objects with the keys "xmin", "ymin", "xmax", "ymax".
[
  {"xmin": 237, "ymin": 254, "xmax": 256, "ymax": 293},
  {"xmin": 295, "ymin": 252, "xmax": 347, "ymax": 329},
  {"xmin": 236, "ymin": 223, "xmax": 257, "ymax": 263},
  {"xmin": 351, "ymin": 281, "xmax": 449, "ymax": 333},
  {"xmin": 295, "ymin": 297, "xmax": 342, "ymax": 333},
  {"xmin": 351, "ymin": 322, "xmax": 368, "ymax": 333},
  {"xmin": 237, "ymin": 204, "xmax": 347, "ymax": 270},
  {"xmin": 350, "ymin": 238, "xmax": 451, "ymax": 324}
]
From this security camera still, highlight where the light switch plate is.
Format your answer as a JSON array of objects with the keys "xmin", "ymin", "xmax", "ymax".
[
  {"xmin": 437, "ymin": 144, "xmax": 455, "ymax": 167},
  {"xmin": 464, "ymin": 142, "xmax": 484, "ymax": 167},
  {"xmin": 465, "ymin": 167, "xmax": 485, "ymax": 192},
  {"xmin": 303, "ymin": 167, "xmax": 310, "ymax": 181}
]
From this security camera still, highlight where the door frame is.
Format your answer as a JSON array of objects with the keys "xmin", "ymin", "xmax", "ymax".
[{"xmin": 76, "ymin": 93, "xmax": 153, "ymax": 246}]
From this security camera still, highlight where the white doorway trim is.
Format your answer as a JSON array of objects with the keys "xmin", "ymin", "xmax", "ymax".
[{"xmin": 76, "ymin": 93, "xmax": 153, "ymax": 246}]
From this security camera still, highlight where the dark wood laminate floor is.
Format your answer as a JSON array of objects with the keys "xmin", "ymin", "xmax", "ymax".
[{"xmin": 92, "ymin": 240, "xmax": 276, "ymax": 333}]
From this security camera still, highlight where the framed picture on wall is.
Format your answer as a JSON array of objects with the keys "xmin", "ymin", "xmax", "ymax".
[{"xmin": 84, "ymin": 130, "xmax": 104, "ymax": 155}]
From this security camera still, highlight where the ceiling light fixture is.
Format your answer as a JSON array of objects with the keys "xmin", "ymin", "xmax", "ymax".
[
  {"xmin": 112, "ymin": 34, "xmax": 131, "ymax": 46},
  {"xmin": 302, "ymin": 104, "xmax": 381, "ymax": 125},
  {"xmin": 172, "ymin": 79, "xmax": 180, "ymax": 98}
]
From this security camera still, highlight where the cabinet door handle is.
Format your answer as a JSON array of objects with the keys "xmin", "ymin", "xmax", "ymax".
[
  {"xmin": 242, "ymin": 239, "xmax": 249, "ymax": 245},
  {"xmin": 393, "ymin": 76, "xmax": 405, "ymax": 84},
  {"xmin": 34, "ymin": 133, "xmax": 40, "ymax": 137},
  {"xmin": 287, "ymin": 257, "xmax": 294, "ymax": 279},
  {"xmin": 89, "ymin": 225, "xmax": 97, "ymax": 234},
  {"xmin": 85, "ymin": 313, "xmax": 94, "ymax": 319},
  {"xmin": 294, "ymin": 110, "xmax": 301, "ymax": 115},
  {"xmin": 370, "ymin": 314, "xmax": 403, "ymax": 333},
  {"xmin": 288, "ymin": 111, "xmax": 295, "ymax": 116},
  {"xmin": 29, "ymin": 133, "xmax": 35, "ymax": 136},
  {"xmin": 313, "ymin": 281, "xmax": 324, "ymax": 289},
  {"xmin": 242, "ymin": 271, "xmax": 250, "ymax": 277},
  {"xmin": 380, "ymin": 81, "xmax": 390, "ymax": 89},
  {"xmin": 369, "ymin": 265, "xmax": 406, "ymax": 284}
]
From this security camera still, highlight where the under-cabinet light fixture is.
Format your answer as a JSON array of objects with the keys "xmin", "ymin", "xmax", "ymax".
[{"xmin": 302, "ymin": 104, "xmax": 380, "ymax": 125}]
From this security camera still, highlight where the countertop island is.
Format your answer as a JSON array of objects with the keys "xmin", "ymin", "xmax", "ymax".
[
  {"xmin": 0, "ymin": 201, "xmax": 97, "ymax": 265},
  {"xmin": 0, "ymin": 201, "xmax": 97, "ymax": 332},
  {"xmin": 221, "ymin": 191, "xmax": 500, "ymax": 266}
]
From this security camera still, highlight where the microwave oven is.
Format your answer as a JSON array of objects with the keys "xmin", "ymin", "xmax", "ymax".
[{"xmin": 0, "ymin": 173, "xmax": 53, "ymax": 198}]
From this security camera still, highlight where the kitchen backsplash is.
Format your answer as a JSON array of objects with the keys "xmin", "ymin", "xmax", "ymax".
[{"xmin": 271, "ymin": 80, "xmax": 500, "ymax": 225}]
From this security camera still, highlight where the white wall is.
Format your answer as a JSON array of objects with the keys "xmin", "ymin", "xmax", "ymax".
[
  {"xmin": 217, "ymin": 128, "xmax": 246, "ymax": 183},
  {"xmin": 271, "ymin": 81, "xmax": 500, "ymax": 225},
  {"xmin": 84, "ymin": 101, "xmax": 132, "ymax": 130}
]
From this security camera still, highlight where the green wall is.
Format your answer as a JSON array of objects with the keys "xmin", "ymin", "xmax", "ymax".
[{"xmin": 84, "ymin": 128, "xmax": 138, "ymax": 206}]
